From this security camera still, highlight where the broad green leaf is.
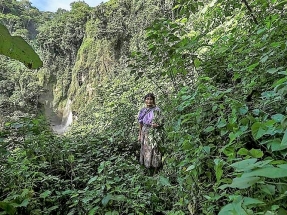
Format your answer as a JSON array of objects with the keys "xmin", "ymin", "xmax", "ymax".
[
  {"xmin": 233, "ymin": 196, "xmax": 248, "ymax": 215},
  {"xmin": 214, "ymin": 159, "xmax": 224, "ymax": 182},
  {"xmin": 237, "ymin": 148, "xmax": 249, "ymax": 156},
  {"xmin": 159, "ymin": 176, "xmax": 171, "ymax": 186},
  {"xmin": 267, "ymin": 68, "xmax": 280, "ymax": 74},
  {"xmin": 271, "ymin": 42, "xmax": 282, "ymax": 47},
  {"xmin": 219, "ymin": 196, "xmax": 247, "ymax": 215},
  {"xmin": 40, "ymin": 190, "xmax": 51, "ymax": 198},
  {"xmin": 0, "ymin": 201, "xmax": 16, "ymax": 215},
  {"xmin": 247, "ymin": 62, "xmax": 259, "ymax": 72},
  {"xmin": 260, "ymin": 184, "xmax": 275, "ymax": 195},
  {"xmin": 17, "ymin": 199, "xmax": 29, "ymax": 207},
  {"xmin": 47, "ymin": 206, "xmax": 59, "ymax": 212},
  {"xmin": 102, "ymin": 194, "xmax": 112, "ymax": 206},
  {"xmin": 278, "ymin": 208, "xmax": 287, "ymax": 215},
  {"xmin": 281, "ymin": 129, "xmax": 287, "ymax": 145},
  {"xmin": 62, "ymin": 190, "xmax": 73, "ymax": 195},
  {"xmin": 252, "ymin": 109, "xmax": 260, "ymax": 116},
  {"xmin": 203, "ymin": 146, "xmax": 211, "ymax": 154},
  {"xmin": 0, "ymin": 24, "xmax": 42, "ymax": 69},
  {"xmin": 260, "ymin": 55, "xmax": 268, "ymax": 63},
  {"xmin": 194, "ymin": 58, "xmax": 201, "ymax": 68},
  {"xmin": 218, "ymin": 203, "xmax": 234, "ymax": 215},
  {"xmin": 82, "ymin": 196, "xmax": 93, "ymax": 204},
  {"xmin": 204, "ymin": 126, "xmax": 214, "ymax": 132},
  {"xmin": 217, "ymin": 118, "xmax": 227, "ymax": 128},
  {"xmin": 266, "ymin": 138, "xmax": 287, "ymax": 151},
  {"xmin": 186, "ymin": 165, "xmax": 195, "ymax": 171},
  {"xmin": 257, "ymin": 28, "xmax": 266, "ymax": 34},
  {"xmin": 239, "ymin": 106, "xmax": 248, "ymax": 115},
  {"xmin": 228, "ymin": 176, "xmax": 260, "ymax": 189},
  {"xmin": 242, "ymin": 167, "xmax": 287, "ymax": 178},
  {"xmin": 271, "ymin": 114, "xmax": 285, "ymax": 122},
  {"xmin": 111, "ymin": 195, "xmax": 126, "ymax": 201},
  {"xmin": 89, "ymin": 207, "xmax": 99, "ymax": 215},
  {"xmin": 272, "ymin": 77, "xmax": 287, "ymax": 88},
  {"xmin": 249, "ymin": 149, "xmax": 263, "ymax": 158},
  {"xmin": 229, "ymin": 132, "xmax": 237, "ymax": 143},
  {"xmin": 230, "ymin": 158, "xmax": 257, "ymax": 172},
  {"xmin": 252, "ymin": 160, "xmax": 273, "ymax": 168},
  {"xmin": 180, "ymin": 18, "xmax": 188, "ymax": 23},
  {"xmin": 230, "ymin": 159, "xmax": 271, "ymax": 173},
  {"xmin": 243, "ymin": 197, "xmax": 264, "ymax": 207},
  {"xmin": 239, "ymin": 125, "xmax": 248, "ymax": 132},
  {"xmin": 222, "ymin": 146, "xmax": 235, "ymax": 158},
  {"xmin": 251, "ymin": 122, "xmax": 267, "ymax": 140},
  {"xmin": 88, "ymin": 176, "xmax": 98, "ymax": 184},
  {"xmin": 98, "ymin": 161, "xmax": 106, "ymax": 173},
  {"xmin": 277, "ymin": 164, "xmax": 287, "ymax": 169}
]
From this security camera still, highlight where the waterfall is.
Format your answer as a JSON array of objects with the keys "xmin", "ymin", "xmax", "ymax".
[
  {"xmin": 39, "ymin": 89, "xmax": 73, "ymax": 134},
  {"xmin": 51, "ymin": 99, "xmax": 73, "ymax": 134}
]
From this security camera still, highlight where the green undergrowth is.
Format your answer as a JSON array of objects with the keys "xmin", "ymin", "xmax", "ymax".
[{"xmin": 0, "ymin": 116, "xmax": 186, "ymax": 215}]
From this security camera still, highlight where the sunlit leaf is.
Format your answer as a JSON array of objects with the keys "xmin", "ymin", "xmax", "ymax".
[
  {"xmin": 249, "ymin": 149, "xmax": 263, "ymax": 158},
  {"xmin": 0, "ymin": 24, "xmax": 42, "ymax": 69},
  {"xmin": 237, "ymin": 148, "xmax": 249, "ymax": 156}
]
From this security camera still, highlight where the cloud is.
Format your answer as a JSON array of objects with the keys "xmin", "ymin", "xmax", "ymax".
[{"xmin": 30, "ymin": 0, "xmax": 108, "ymax": 12}]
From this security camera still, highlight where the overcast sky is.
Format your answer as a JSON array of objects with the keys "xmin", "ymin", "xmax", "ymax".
[{"xmin": 30, "ymin": 0, "xmax": 108, "ymax": 12}]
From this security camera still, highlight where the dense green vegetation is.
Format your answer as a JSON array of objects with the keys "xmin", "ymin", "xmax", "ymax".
[{"xmin": 1, "ymin": 0, "xmax": 287, "ymax": 214}]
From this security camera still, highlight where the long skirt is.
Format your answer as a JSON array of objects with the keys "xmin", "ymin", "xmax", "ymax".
[{"xmin": 140, "ymin": 125, "xmax": 162, "ymax": 168}]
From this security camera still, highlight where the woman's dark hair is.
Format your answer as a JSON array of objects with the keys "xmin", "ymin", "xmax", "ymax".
[{"xmin": 144, "ymin": 93, "xmax": 156, "ymax": 104}]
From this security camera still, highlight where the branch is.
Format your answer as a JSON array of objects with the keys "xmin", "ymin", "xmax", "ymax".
[{"xmin": 241, "ymin": 0, "xmax": 259, "ymax": 25}]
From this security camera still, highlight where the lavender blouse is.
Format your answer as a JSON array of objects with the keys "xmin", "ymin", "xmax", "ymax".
[{"xmin": 138, "ymin": 107, "xmax": 160, "ymax": 125}]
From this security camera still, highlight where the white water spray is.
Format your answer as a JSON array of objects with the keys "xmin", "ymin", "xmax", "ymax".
[{"xmin": 52, "ymin": 99, "xmax": 73, "ymax": 134}]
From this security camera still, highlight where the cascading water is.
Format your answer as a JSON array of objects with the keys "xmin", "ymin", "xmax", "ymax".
[
  {"xmin": 40, "ymin": 89, "xmax": 73, "ymax": 134},
  {"xmin": 52, "ymin": 99, "xmax": 73, "ymax": 134}
]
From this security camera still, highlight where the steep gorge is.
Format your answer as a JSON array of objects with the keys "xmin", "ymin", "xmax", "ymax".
[{"xmin": 36, "ymin": 0, "xmax": 173, "ymax": 130}]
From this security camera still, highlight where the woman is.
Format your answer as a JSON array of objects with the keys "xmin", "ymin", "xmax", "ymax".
[{"xmin": 138, "ymin": 93, "xmax": 164, "ymax": 169}]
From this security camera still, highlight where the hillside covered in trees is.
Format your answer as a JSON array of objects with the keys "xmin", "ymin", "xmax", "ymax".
[{"xmin": 1, "ymin": 0, "xmax": 287, "ymax": 214}]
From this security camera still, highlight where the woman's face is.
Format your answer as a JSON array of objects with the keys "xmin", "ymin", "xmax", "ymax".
[{"xmin": 145, "ymin": 96, "xmax": 154, "ymax": 107}]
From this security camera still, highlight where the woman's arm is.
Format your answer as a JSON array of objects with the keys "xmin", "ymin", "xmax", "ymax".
[{"xmin": 138, "ymin": 123, "xmax": 143, "ymax": 142}]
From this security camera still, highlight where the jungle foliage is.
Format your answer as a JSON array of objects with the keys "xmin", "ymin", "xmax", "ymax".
[
  {"xmin": 1, "ymin": 0, "xmax": 287, "ymax": 214},
  {"xmin": 0, "ymin": 0, "xmax": 45, "ymax": 125}
]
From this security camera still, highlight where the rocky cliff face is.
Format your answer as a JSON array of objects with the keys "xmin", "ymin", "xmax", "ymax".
[{"xmin": 37, "ymin": 0, "xmax": 173, "ymax": 129}]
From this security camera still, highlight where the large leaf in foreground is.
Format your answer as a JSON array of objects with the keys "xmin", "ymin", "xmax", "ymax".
[
  {"xmin": 242, "ymin": 167, "xmax": 287, "ymax": 178},
  {"xmin": 0, "ymin": 24, "xmax": 43, "ymax": 69}
]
